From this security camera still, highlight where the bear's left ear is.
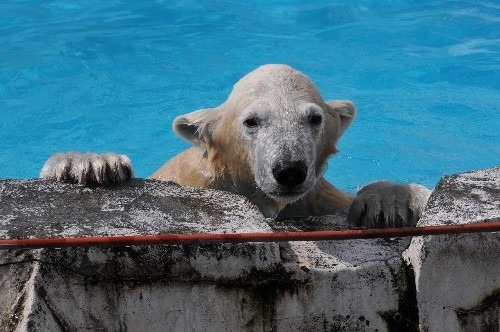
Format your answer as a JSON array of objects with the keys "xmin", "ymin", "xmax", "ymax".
[
  {"xmin": 325, "ymin": 100, "xmax": 356, "ymax": 138},
  {"xmin": 173, "ymin": 107, "xmax": 222, "ymax": 147}
]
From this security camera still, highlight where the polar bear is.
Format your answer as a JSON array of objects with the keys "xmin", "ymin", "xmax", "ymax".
[{"xmin": 41, "ymin": 64, "xmax": 431, "ymax": 227}]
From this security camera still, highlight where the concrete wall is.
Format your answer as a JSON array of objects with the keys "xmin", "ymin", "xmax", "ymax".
[{"xmin": 0, "ymin": 167, "xmax": 498, "ymax": 332}]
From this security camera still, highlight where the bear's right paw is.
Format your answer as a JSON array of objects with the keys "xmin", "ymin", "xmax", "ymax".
[
  {"xmin": 347, "ymin": 181, "xmax": 431, "ymax": 228},
  {"xmin": 40, "ymin": 152, "xmax": 134, "ymax": 185}
]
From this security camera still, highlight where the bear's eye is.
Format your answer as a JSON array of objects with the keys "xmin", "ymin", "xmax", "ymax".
[
  {"xmin": 243, "ymin": 117, "xmax": 258, "ymax": 128},
  {"xmin": 309, "ymin": 114, "xmax": 322, "ymax": 125}
]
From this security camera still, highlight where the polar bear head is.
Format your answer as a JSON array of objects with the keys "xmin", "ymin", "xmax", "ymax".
[{"xmin": 173, "ymin": 64, "xmax": 356, "ymax": 206}]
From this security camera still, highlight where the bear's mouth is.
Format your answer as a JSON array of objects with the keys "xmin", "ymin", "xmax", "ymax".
[{"xmin": 268, "ymin": 190, "xmax": 306, "ymax": 202}]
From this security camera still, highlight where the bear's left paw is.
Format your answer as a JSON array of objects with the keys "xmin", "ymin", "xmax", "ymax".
[
  {"xmin": 347, "ymin": 181, "xmax": 431, "ymax": 228},
  {"xmin": 40, "ymin": 152, "xmax": 133, "ymax": 185}
]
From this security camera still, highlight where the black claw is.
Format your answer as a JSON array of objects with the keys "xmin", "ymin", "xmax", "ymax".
[
  {"xmin": 357, "ymin": 202, "xmax": 368, "ymax": 227},
  {"xmin": 376, "ymin": 210, "xmax": 386, "ymax": 228},
  {"xmin": 395, "ymin": 214, "xmax": 404, "ymax": 228},
  {"xmin": 347, "ymin": 200, "xmax": 368, "ymax": 227},
  {"xmin": 407, "ymin": 207, "xmax": 414, "ymax": 221}
]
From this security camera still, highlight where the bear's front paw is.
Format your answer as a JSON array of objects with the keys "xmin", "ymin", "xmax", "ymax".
[
  {"xmin": 347, "ymin": 181, "xmax": 431, "ymax": 228},
  {"xmin": 40, "ymin": 152, "xmax": 133, "ymax": 185}
]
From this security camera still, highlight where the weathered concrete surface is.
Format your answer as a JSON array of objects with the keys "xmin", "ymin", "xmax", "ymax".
[
  {"xmin": 0, "ymin": 167, "xmax": 498, "ymax": 332},
  {"xmin": 0, "ymin": 179, "xmax": 267, "ymax": 238},
  {"xmin": 404, "ymin": 166, "xmax": 500, "ymax": 332},
  {"xmin": 0, "ymin": 179, "xmax": 410, "ymax": 332},
  {"xmin": 0, "ymin": 180, "xmax": 282, "ymax": 331}
]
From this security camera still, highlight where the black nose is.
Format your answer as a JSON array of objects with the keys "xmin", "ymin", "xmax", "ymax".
[{"xmin": 272, "ymin": 161, "xmax": 308, "ymax": 187}]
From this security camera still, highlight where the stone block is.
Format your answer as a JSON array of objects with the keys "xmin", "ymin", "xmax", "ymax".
[{"xmin": 404, "ymin": 167, "xmax": 500, "ymax": 332}]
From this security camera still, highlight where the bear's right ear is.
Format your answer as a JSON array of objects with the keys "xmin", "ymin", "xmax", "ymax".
[{"xmin": 173, "ymin": 107, "xmax": 222, "ymax": 147}]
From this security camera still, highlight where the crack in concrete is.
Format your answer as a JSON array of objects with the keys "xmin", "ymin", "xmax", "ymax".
[{"xmin": 380, "ymin": 260, "xmax": 420, "ymax": 332}]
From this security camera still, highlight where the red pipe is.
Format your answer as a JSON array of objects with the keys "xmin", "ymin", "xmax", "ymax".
[{"xmin": 1, "ymin": 220, "xmax": 499, "ymax": 250}]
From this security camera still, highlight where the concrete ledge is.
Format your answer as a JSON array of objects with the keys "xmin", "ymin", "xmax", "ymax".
[
  {"xmin": 404, "ymin": 166, "xmax": 500, "ymax": 332},
  {"xmin": 0, "ymin": 167, "xmax": 498, "ymax": 331}
]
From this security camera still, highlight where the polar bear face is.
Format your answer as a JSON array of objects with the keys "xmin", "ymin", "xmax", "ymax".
[
  {"xmin": 173, "ymin": 64, "xmax": 356, "ymax": 205},
  {"xmin": 239, "ymin": 100, "xmax": 326, "ymax": 203}
]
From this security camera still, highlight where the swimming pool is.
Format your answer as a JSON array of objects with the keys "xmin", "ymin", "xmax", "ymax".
[{"xmin": 1, "ymin": 1, "xmax": 499, "ymax": 193}]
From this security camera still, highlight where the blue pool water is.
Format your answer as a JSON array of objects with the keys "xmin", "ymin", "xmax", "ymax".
[{"xmin": 1, "ymin": 1, "xmax": 499, "ymax": 193}]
